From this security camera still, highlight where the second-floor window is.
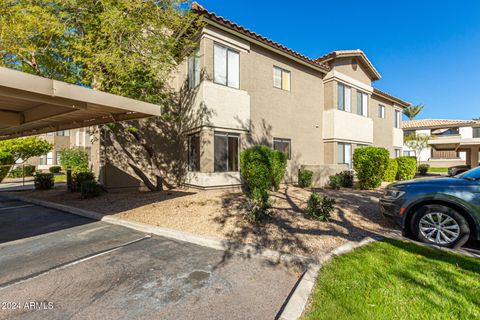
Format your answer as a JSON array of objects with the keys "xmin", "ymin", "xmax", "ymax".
[
  {"xmin": 188, "ymin": 49, "xmax": 200, "ymax": 89},
  {"xmin": 474, "ymin": 127, "xmax": 480, "ymax": 138},
  {"xmin": 273, "ymin": 66, "xmax": 291, "ymax": 91},
  {"xmin": 356, "ymin": 91, "xmax": 368, "ymax": 117},
  {"xmin": 273, "ymin": 138, "xmax": 291, "ymax": 160},
  {"xmin": 214, "ymin": 43, "xmax": 239, "ymax": 89},
  {"xmin": 378, "ymin": 105, "xmax": 385, "ymax": 118},
  {"xmin": 394, "ymin": 110, "xmax": 401, "ymax": 128},
  {"xmin": 337, "ymin": 83, "xmax": 351, "ymax": 112}
]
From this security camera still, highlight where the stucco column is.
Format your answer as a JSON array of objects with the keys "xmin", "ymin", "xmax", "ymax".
[
  {"xmin": 470, "ymin": 147, "xmax": 479, "ymax": 167},
  {"xmin": 466, "ymin": 149, "xmax": 472, "ymax": 166}
]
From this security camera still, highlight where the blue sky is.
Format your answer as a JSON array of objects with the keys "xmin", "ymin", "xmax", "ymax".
[{"xmin": 197, "ymin": 0, "xmax": 480, "ymax": 120}]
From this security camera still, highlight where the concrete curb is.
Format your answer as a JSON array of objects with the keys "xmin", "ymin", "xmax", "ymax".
[
  {"xmin": 0, "ymin": 193, "xmax": 312, "ymax": 269},
  {"xmin": 277, "ymin": 237, "xmax": 380, "ymax": 320}
]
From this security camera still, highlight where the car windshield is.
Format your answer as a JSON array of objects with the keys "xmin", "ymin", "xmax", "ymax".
[{"xmin": 458, "ymin": 166, "xmax": 480, "ymax": 180}]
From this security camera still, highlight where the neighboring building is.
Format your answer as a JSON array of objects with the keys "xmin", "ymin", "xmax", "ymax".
[
  {"xmin": 93, "ymin": 3, "xmax": 410, "ymax": 190},
  {"xmin": 25, "ymin": 128, "xmax": 92, "ymax": 170},
  {"xmin": 403, "ymin": 119, "xmax": 480, "ymax": 168}
]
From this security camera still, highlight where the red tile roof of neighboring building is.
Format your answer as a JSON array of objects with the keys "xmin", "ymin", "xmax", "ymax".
[{"xmin": 403, "ymin": 119, "xmax": 480, "ymax": 129}]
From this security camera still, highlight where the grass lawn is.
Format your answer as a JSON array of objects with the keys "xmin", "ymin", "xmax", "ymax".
[
  {"xmin": 54, "ymin": 174, "xmax": 67, "ymax": 182},
  {"xmin": 428, "ymin": 167, "xmax": 448, "ymax": 173},
  {"xmin": 303, "ymin": 239, "xmax": 480, "ymax": 320}
]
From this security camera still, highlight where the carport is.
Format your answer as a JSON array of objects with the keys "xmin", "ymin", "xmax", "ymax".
[
  {"xmin": 429, "ymin": 137, "xmax": 480, "ymax": 168},
  {"xmin": 0, "ymin": 67, "xmax": 161, "ymax": 140}
]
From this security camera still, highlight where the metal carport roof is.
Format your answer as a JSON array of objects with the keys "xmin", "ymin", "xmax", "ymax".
[{"xmin": 0, "ymin": 67, "xmax": 161, "ymax": 140}]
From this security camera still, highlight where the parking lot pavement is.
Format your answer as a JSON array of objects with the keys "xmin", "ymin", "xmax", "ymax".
[{"xmin": 0, "ymin": 197, "xmax": 298, "ymax": 320}]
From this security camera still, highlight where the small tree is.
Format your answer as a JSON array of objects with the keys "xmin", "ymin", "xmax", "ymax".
[
  {"xmin": 0, "ymin": 151, "xmax": 14, "ymax": 183},
  {"xmin": 0, "ymin": 137, "xmax": 52, "ymax": 172},
  {"xmin": 404, "ymin": 133, "xmax": 430, "ymax": 166},
  {"xmin": 403, "ymin": 104, "xmax": 424, "ymax": 121},
  {"xmin": 59, "ymin": 148, "xmax": 89, "ymax": 173},
  {"xmin": 353, "ymin": 146, "xmax": 390, "ymax": 189}
]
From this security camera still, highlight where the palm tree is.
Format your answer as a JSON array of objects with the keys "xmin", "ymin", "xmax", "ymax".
[{"xmin": 403, "ymin": 104, "xmax": 424, "ymax": 121}]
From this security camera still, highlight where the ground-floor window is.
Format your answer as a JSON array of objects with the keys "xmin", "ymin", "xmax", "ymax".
[
  {"xmin": 273, "ymin": 138, "xmax": 291, "ymax": 160},
  {"xmin": 337, "ymin": 143, "xmax": 352, "ymax": 168},
  {"xmin": 214, "ymin": 132, "xmax": 239, "ymax": 172},
  {"xmin": 403, "ymin": 150, "xmax": 414, "ymax": 157},
  {"xmin": 40, "ymin": 152, "xmax": 53, "ymax": 165},
  {"xmin": 394, "ymin": 149, "xmax": 401, "ymax": 158},
  {"xmin": 187, "ymin": 133, "xmax": 201, "ymax": 171}
]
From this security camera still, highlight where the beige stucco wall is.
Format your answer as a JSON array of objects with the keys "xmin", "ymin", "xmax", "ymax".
[
  {"xmin": 329, "ymin": 57, "xmax": 373, "ymax": 86},
  {"xmin": 370, "ymin": 93, "xmax": 403, "ymax": 156}
]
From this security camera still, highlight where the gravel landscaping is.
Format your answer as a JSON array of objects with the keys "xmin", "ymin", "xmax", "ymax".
[{"xmin": 2, "ymin": 185, "xmax": 398, "ymax": 258}]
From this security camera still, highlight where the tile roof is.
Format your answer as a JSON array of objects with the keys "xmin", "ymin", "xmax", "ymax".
[
  {"xmin": 191, "ymin": 2, "xmax": 330, "ymax": 72},
  {"xmin": 373, "ymin": 88, "xmax": 410, "ymax": 107},
  {"xmin": 316, "ymin": 49, "xmax": 381, "ymax": 80},
  {"xmin": 403, "ymin": 119, "xmax": 480, "ymax": 129}
]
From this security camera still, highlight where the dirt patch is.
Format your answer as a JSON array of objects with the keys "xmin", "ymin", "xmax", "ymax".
[{"xmin": 3, "ymin": 185, "xmax": 398, "ymax": 258}]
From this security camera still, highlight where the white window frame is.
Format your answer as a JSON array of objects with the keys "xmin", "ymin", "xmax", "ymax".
[
  {"xmin": 338, "ymin": 143, "xmax": 352, "ymax": 169},
  {"xmin": 337, "ymin": 83, "xmax": 351, "ymax": 112},
  {"xmin": 378, "ymin": 104, "xmax": 385, "ymax": 119},
  {"xmin": 214, "ymin": 132, "xmax": 240, "ymax": 172},
  {"xmin": 188, "ymin": 48, "xmax": 201, "ymax": 89},
  {"xmin": 213, "ymin": 43, "xmax": 240, "ymax": 89},
  {"xmin": 356, "ymin": 90, "xmax": 369, "ymax": 117},
  {"xmin": 273, "ymin": 66, "xmax": 291, "ymax": 91},
  {"xmin": 394, "ymin": 110, "xmax": 401, "ymax": 128}
]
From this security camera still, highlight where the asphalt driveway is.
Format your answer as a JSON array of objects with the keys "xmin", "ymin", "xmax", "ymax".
[{"xmin": 0, "ymin": 196, "xmax": 298, "ymax": 320}]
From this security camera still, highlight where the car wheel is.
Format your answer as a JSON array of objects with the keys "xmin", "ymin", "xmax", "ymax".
[{"xmin": 411, "ymin": 204, "xmax": 470, "ymax": 248}]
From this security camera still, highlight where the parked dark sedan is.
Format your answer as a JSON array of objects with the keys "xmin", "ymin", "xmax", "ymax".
[
  {"xmin": 448, "ymin": 165, "xmax": 471, "ymax": 176},
  {"xmin": 380, "ymin": 166, "xmax": 480, "ymax": 248}
]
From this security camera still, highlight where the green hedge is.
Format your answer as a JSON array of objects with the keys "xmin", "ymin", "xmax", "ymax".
[
  {"xmin": 0, "ymin": 151, "xmax": 14, "ymax": 183},
  {"xmin": 418, "ymin": 164, "xmax": 430, "ymax": 176},
  {"xmin": 383, "ymin": 159, "xmax": 398, "ymax": 182},
  {"xmin": 396, "ymin": 156, "xmax": 417, "ymax": 180},
  {"xmin": 80, "ymin": 180, "xmax": 102, "ymax": 199},
  {"xmin": 353, "ymin": 146, "xmax": 390, "ymax": 189},
  {"xmin": 298, "ymin": 168, "xmax": 313, "ymax": 188},
  {"xmin": 8, "ymin": 165, "xmax": 36, "ymax": 178},
  {"xmin": 270, "ymin": 150, "xmax": 287, "ymax": 191},
  {"xmin": 34, "ymin": 172, "xmax": 54, "ymax": 190},
  {"xmin": 49, "ymin": 165, "xmax": 62, "ymax": 174}
]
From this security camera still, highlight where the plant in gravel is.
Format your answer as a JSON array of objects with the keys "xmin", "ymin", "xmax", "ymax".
[
  {"xmin": 353, "ymin": 146, "xmax": 389, "ymax": 189},
  {"xmin": 34, "ymin": 172, "xmax": 54, "ymax": 190},
  {"xmin": 383, "ymin": 158, "xmax": 398, "ymax": 182},
  {"xmin": 298, "ymin": 168, "xmax": 314, "ymax": 188},
  {"xmin": 328, "ymin": 175, "xmax": 341, "ymax": 190},
  {"xmin": 270, "ymin": 150, "xmax": 287, "ymax": 191},
  {"xmin": 75, "ymin": 171, "xmax": 95, "ymax": 190},
  {"xmin": 418, "ymin": 164, "xmax": 430, "ymax": 176},
  {"xmin": 328, "ymin": 171, "xmax": 354, "ymax": 189},
  {"xmin": 396, "ymin": 156, "xmax": 417, "ymax": 180},
  {"xmin": 305, "ymin": 192, "xmax": 336, "ymax": 221},
  {"xmin": 80, "ymin": 180, "xmax": 103, "ymax": 199}
]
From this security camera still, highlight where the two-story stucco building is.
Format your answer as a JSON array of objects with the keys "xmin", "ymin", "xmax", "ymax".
[{"xmin": 92, "ymin": 3, "xmax": 410, "ymax": 190}]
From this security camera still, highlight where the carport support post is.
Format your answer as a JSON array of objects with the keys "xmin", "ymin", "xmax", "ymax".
[{"xmin": 470, "ymin": 147, "xmax": 479, "ymax": 168}]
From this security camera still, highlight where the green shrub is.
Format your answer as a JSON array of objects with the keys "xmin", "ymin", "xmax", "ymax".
[
  {"xmin": 240, "ymin": 146, "xmax": 273, "ymax": 215},
  {"xmin": 49, "ymin": 166, "xmax": 62, "ymax": 174},
  {"xmin": 338, "ymin": 170, "xmax": 354, "ymax": 188},
  {"xmin": 418, "ymin": 164, "xmax": 430, "ymax": 176},
  {"xmin": 75, "ymin": 171, "xmax": 95, "ymax": 190},
  {"xmin": 397, "ymin": 156, "xmax": 417, "ymax": 180},
  {"xmin": 353, "ymin": 146, "xmax": 390, "ymax": 189},
  {"xmin": 270, "ymin": 150, "xmax": 287, "ymax": 191},
  {"xmin": 8, "ymin": 165, "xmax": 36, "ymax": 178},
  {"xmin": 298, "ymin": 169, "xmax": 314, "ymax": 188},
  {"xmin": 59, "ymin": 148, "xmax": 89, "ymax": 173},
  {"xmin": 80, "ymin": 180, "xmax": 102, "ymax": 199},
  {"xmin": 383, "ymin": 159, "xmax": 398, "ymax": 182},
  {"xmin": 34, "ymin": 172, "xmax": 54, "ymax": 190},
  {"xmin": 305, "ymin": 192, "xmax": 336, "ymax": 221},
  {"xmin": 328, "ymin": 175, "xmax": 341, "ymax": 190},
  {"xmin": 0, "ymin": 151, "xmax": 14, "ymax": 183}
]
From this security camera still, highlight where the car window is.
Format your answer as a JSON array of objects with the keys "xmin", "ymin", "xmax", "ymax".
[{"xmin": 459, "ymin": 166, "xmax": 480, "ymax": 180}]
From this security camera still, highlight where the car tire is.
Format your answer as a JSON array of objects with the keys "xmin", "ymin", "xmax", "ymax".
[{"xmin": 410, "ymin": 204, "xmax": 470, "ymax": 249}]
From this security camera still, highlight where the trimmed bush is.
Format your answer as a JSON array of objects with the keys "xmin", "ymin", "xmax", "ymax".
[
  {"xmin": 328, "ymin": 175, "xmax": 341, "ymax": 190},
  {"xmin": 305, "ymin": 192, "xmax": 336, "ymax": 221},
  {"xmin": 383, "ymin": 159, "xmax": 398, "ymax": 182},
  {"xmin": 270, "ymin": 150, "xmax": 287, "ymax": 191},
  {"xmin": 298, "ymin": 168, "xmax": 314, "ymax": 188},
  {"xmin": 49, "ymin": 166, "xmax": 62, "ymax": 174},
  {"xmin": 34, "ymin": 172, "xmax": 54, "ymax": 190},
  {"xmin": 338, "ymin": 170, "xmax": 354, "ymax": 188},
  {"xmin": 353, "ymin": 146, "xmax": 390, "ymax": 189},
  {"xmin": 0, "ymin": 151, "xmax": 14, "ymax": 183},
  {"xmin": 418, "ymin": 164, "xmax": 430, "ymax": 176},
  {"xmin": 75, "ymin": 171, "xmax": 95, "ymax": 190},
  {"xmin": 397, "ymin": 156, "xmax": 417, "ymax": 180},
  {"xmin": 80, "ymin": 180, "xmax": 102, "ymax": 199},
  {"xmin": 8, "ymin": 165, "xmax": 35, "ymax": 178}
]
